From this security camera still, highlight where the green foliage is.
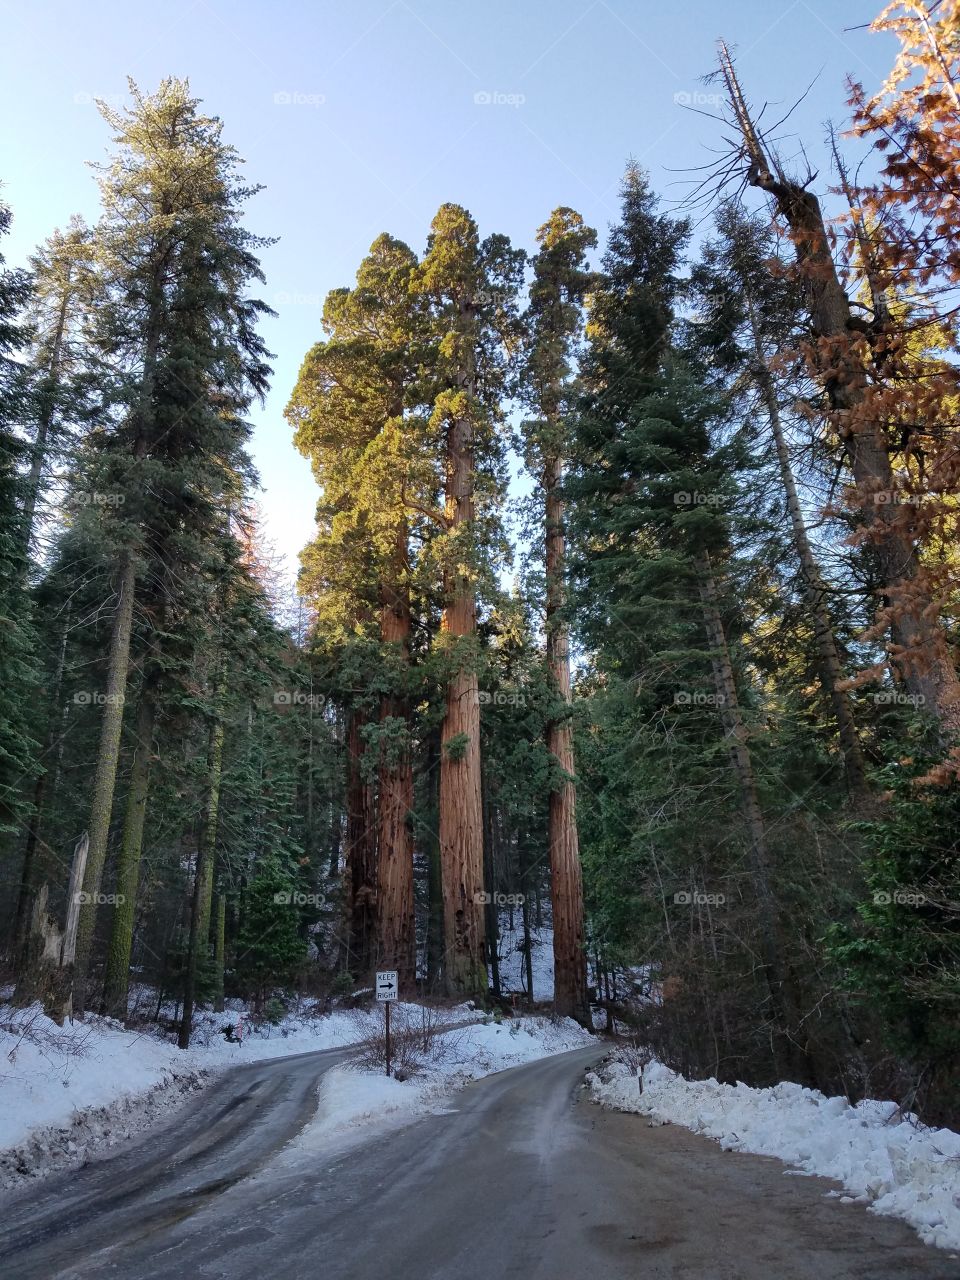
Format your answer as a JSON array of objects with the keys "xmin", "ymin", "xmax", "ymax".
[
  {"xmin": 0, "ymin": 197, "xmax": 40, "ymax": 835},
  {"xmin": 233, "ymin": 856, "xmax": 307, "ymax": 997},
  {"xmin": 826, "ymin": 754, "xmax": 960, "ymax": 1069},
  {"xmin": 443, "ymin": 732, "xmax": 470, "ymax": 762},
  {"xmin": 3, "ymin": 70, "xmax": 959, "ymax": 1124}
]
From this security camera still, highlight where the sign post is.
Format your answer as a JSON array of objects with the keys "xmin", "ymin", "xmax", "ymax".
[{"xmin": 375, "ymin": 970, "xmax": 398, "ymax": 1076}]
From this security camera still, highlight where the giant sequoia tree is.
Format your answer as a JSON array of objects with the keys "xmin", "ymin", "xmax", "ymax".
[
  {"xmin": 414, "ymin": 205, "xmax": 522, "ymax": 997},
  {"xmin": 288, "ymin": 233, "xmax": 428, "ymax": 992},
  {"xmin": 522, "ymin": 207, "xmax": 596, "ymax": 1026}
]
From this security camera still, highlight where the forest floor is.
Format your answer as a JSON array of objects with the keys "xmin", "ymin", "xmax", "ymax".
[{"xmin": 2, "ymin": 1043, "xmax": 958, "ymax": 1279}]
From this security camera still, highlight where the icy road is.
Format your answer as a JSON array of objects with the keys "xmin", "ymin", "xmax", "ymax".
[{"xmin": 0, "ymin": 1044, "xmax": 957, "ymax": 1279}]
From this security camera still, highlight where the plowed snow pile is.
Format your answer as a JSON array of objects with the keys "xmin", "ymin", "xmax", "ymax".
[{"xmin": 589, "ymin": 1058, "xmax": 960, "ymax": 1253}]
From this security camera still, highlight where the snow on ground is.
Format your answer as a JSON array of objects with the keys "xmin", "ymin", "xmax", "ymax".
[
  {"xmin": 443, "ymin": 1015, "xmax": 594, "ymax": 1077},
  {"xmin": 0, "ymin": 999, "xmax": 593, "ymax": 1184},
  {"xmin": 0, "ymin": 1000, "xmax": 436, "ymax": 1179},
  {"xmin": 588, "ymin": 1057, "xmax": 960, "ymax": 1254},
  {"xmin": 0, "ymin": 1003, "xmax": 365, "ymax": 1153},
  {"xmin": 0, "ymin": 1008, "xmax": 210, "ymax": 1184}
]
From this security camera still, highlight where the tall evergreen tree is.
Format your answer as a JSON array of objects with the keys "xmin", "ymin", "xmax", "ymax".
[
  {"xmin": 0, "ymin": 195, "xmax": 39, "ymax": 839},
  {"xmin": 414, "ymin": 205, "xmax": 522, "ymax": 997},
  {"xmin": 688, "ymin": 203, "xmax": 870, "ymax": 800},
  {"xmin": 288, "ymin": 233, "xmax": 427, "ymax": 991},
  {"xmin": 20, "ymin": 218, "xmax": 93, "ymax": 555},
  {"xmin": 70, "ymin": 79, "xmax": 272, "ymax": 1016},
  {"xmin": 522, "ymin": 207, "xmax": 596, "ymax": 1026}
]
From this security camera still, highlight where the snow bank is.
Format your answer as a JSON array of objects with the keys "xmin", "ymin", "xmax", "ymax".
[
  {"xmin": 0, "ymin": 1000, "xmax": 437, "ymax": 1177},
  {"xmin": 182, "ymin": 1002, "xmax": 388, "ymax": 1063},
  {"xmin": 0, "ymin": 1007, "xmax": 202, "ymax": 1158},
  {"xmin": 441, "ymin": 1015, "xmax": 593, "ymax": 1079},
  {"xmin": 294, "ymin": 1067, "xmax": 438, "ymax": 1153},
  {"xmin": 588, "ymin": 1058, "xmax": 960, "ymax": 1253}
]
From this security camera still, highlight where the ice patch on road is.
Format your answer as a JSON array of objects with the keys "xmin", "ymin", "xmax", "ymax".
[
  {"xmin": 588, "ymin": 1058, "xmax": 960, "ymax": 1254},
  {"xmin": 293, "ymin": 1015, "xmax": 596, "ymax": 1153}
]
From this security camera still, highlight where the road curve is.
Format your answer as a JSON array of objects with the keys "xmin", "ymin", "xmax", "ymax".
[
  {"xmin": 2, "ymin": 1044, "xmax": 958, "ymax": 1279},
  {"xmin": 0, "ymin": 1043, "xmax": 353, "ymax": 1278}
]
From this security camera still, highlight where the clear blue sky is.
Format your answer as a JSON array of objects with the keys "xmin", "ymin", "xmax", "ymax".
[{"xmin": 0, "ymin": 0, "xmax": 892, "ymax": 572}]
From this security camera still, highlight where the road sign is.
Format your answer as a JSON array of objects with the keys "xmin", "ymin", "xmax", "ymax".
[
  {"xmin": 376, "ymin": 970, "xmax": 398, "ymax": 1002},
  {"xmin": 376, "ymin": 971, "xmax": 398, "ymax": 1076}
]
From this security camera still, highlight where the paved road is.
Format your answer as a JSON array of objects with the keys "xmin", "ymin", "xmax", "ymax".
[{"xmin": 2, "ymin": 1044, "xmax": 958, "ymax": 1279}]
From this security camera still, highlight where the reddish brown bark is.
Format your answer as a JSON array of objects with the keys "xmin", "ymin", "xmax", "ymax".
[
  {"xmin": 544, "ymin": 454, "xmax": 590, "ymax": 1026},
  {"xmin": 376, "ymin": 521, "xmax": 416, "ymax": 994},
  {"xmin": 346, "ymin": 709, "xmax": 377, "ymax": 979},
  {"xmin": 438, "ymin": 301, "xmax": 486, "ymax": 998}
]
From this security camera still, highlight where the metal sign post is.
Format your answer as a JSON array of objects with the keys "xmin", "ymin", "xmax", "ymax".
[
  {"xmin": 375, "ymin": 970, "xmax": 398, "ymax": 1076},
  {"xmin": 385, "ymin": 1001, "xmax": 391, "ymax": 1077}
]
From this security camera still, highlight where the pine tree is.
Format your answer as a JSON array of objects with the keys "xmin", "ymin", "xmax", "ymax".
[
  {"xmin": 71, "ymin": 79, "xmax": 272, "ymax": 1016},
  {"xmin": 688, "ymin": 202, "xmax": 870, "ymax": 801},
  {"xmin": 20, "ymin": 218, "xmax": 92, "ymax": 555},
  {"xmin": 570, "ymin": 168, "xmax": 807, "ymax": 1077},
  {"xmin": 0, "ymin": 195, "xmax": 40, "ymax": 839}
]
